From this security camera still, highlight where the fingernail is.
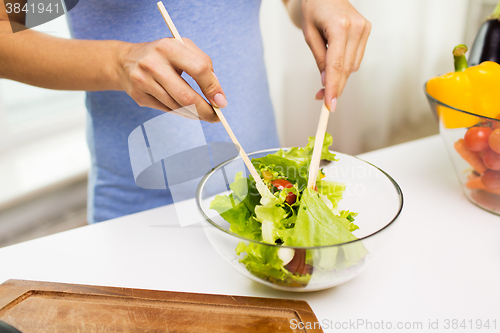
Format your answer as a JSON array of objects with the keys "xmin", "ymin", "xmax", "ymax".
[
  {"xmin": 214, "ymin": 93, "xmax": 227, "ymax": 108},
  {"xmin": 330, "ymin": 98, "xmax": 337, "ymax": 112},
  {"xmin": 212, "ymin": 71, "xmax": 219, "ymax": 82},
  {"xmin": 315, "ymin": 88, "xmax": 324, "ymax": 100},
  {"xmin": 321, "ymin": 71, "xmax": 326, "ymax": 86}
]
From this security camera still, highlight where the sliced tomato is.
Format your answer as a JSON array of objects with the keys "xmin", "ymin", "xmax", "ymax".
[
  {"xmin": 271, "ymin": 179, "xmax": 293, "ymax": 190},
  {"xmin": 271, "ymin": 179, "xmax": 296, "ymax": 205}
]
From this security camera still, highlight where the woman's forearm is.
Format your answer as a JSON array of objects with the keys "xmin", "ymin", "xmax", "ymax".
[
  {"xmin": 0, "ymin": 20, "xmax": 128, "ymax": 91},
  {"xmin": 0, "ymin": 0, "xmax": 227, "ymax": 122}
]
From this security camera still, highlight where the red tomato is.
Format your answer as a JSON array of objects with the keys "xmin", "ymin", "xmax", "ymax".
[
  {"xmin": 489, "ymin": 129, "xmax": 500, "ymax": 153},
  {"xmin": 271, "ymin": 179, "xmax": 296, "ymax": 205},
  {"xmin": 464, "ymin": 127, "xmax": 492, "ymax": 152},
  {"xmin": 271, "ymin": 179, "xmax": 293, "ymax": 190},
  {"xmin": 483, "ymin": 149, "xmax": 500, "ymax": 170},
  {"xmin": 285, "ymin": 193, "xmax": 297, "ymax": 205},
  {"xmin": 481, "ymin": 170, "xmax": 500, "ymax": 189}
]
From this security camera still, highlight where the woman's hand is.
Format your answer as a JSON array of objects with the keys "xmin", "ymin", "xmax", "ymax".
[
  {"xmin": 301, "ymin": 0, "xmax": 371, "ymax": 110},
  {"xmin": 119, "ymin": 37, "xmax": 227, "ymax": 122}
]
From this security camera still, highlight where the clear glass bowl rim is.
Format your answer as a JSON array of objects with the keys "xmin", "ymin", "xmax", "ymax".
[
  {"xmin": 424, "ymin": 82, "xmax": 500, "ymax": 122},
  {"xmin": 196, "ymin": 147, "xmax": 404, "ymax": 250}
]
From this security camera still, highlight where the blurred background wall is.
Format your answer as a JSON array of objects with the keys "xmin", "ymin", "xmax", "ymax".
[
  {"xmin": 0, "ymin": 0, "xmax": 497, "ymax": 247},
  {"xmin": 261, "ymin": 0, "xmax": 496, "ymax": 153}
]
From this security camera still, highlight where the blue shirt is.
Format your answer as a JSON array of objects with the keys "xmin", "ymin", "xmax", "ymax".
[{"xmin": 68, "ymin": 0, "xmax": 280, "ymax": 223}]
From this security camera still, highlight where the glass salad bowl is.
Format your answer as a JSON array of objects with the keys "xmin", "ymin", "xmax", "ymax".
[
  {"xmin": 196, "ymin": 148, "xmax": 403, "ymax": 292},
  {"xmin": 425, "ymin": 87, "xmax": 500, "ymax": 215}
]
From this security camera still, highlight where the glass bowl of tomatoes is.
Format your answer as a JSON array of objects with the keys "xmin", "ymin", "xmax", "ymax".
[{"xmin": 425, "ymin": 89, "xmax": 500, "ymax": 215}]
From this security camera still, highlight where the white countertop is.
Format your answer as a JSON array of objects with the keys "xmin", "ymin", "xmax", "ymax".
[{"xmin": 1, "ymin": 135, "xmax": 499, "ymax": 332}]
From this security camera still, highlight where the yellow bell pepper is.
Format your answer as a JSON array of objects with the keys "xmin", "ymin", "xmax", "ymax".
[
  {"xmin": 467, "ymin": 61, "xmax": 500, "ymax": 119},
  {"xmin": 426, "ymin": 44, "xmax": 500, "ymax": 129}
]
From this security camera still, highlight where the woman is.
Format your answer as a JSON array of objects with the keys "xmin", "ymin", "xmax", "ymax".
[{"xmin": 0, "ymin": 0, "xmax": 370, "ymax": 223}]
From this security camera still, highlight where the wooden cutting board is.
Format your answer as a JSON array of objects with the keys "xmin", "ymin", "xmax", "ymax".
[{"xmin": 0, "ymin": 280, "xmax": 323, "ymax": 332}]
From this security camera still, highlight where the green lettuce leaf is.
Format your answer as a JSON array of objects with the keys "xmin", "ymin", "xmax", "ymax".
[
  {"xmin": 276, "ymin": 188, "xmax": 357, "ymax": 247},
  {"xmin": 255, "ymin": 203, "xmax": 286, "ymax": 244},
  {"xmin": 230, "ymin": 172, "xmax": 261, "ymax": 212},
  {"xmin": 238, "ymin": 242, "xmax": 286, "ymax": 280},
  {"xmin": 252, "ymin": 133, "xmax": 337, "ymax": 189},
  {"xmin": 339, "ymin": 210, "xmax": 359, "ymax": 232},
  {"xmin": 305, "ymin": 132, "xmax": 337, "ymax": 162},
  {"xmin": 316, "ymin": 179, "xmax": 345, "ymax": 209},
  {"xmin": 209, "ymin": 172, "xmax": 262, "ymax": 241},
  {"xmin": 237, "ymin": 242, "xmax": 311, "ymax": 286}
]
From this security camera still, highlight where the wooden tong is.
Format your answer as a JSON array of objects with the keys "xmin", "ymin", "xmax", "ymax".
[
  {"xmin": 307, "ymin": 100, "xmax": 336, "ymax": 189},
  {"xmin": 157, "ymin": 1, "xmax": 271, "ymax": 197}
]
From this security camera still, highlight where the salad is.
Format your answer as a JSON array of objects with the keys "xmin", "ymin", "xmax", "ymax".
[{"xmin": 210, "ymin": 133, "xmax": 368, "ymax": 287}]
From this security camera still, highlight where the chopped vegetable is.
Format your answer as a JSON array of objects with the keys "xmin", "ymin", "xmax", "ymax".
[
  {"xmin": 209, "ymin": 133, "xmax": 367, "ymax": 287},
  {"xmin": 262, "ymin": 170, "xmax": 273, "ymax": 181}
]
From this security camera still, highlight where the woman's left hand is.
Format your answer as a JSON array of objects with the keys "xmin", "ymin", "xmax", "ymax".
[{"xmin": 300, "ymin": 0, "xmax": 371, "ymax": 110}]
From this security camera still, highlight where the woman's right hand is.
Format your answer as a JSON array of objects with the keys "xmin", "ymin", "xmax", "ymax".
[{"xmin": 119, "ymin": 37, "xmax": 227, "ymax": 122}]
